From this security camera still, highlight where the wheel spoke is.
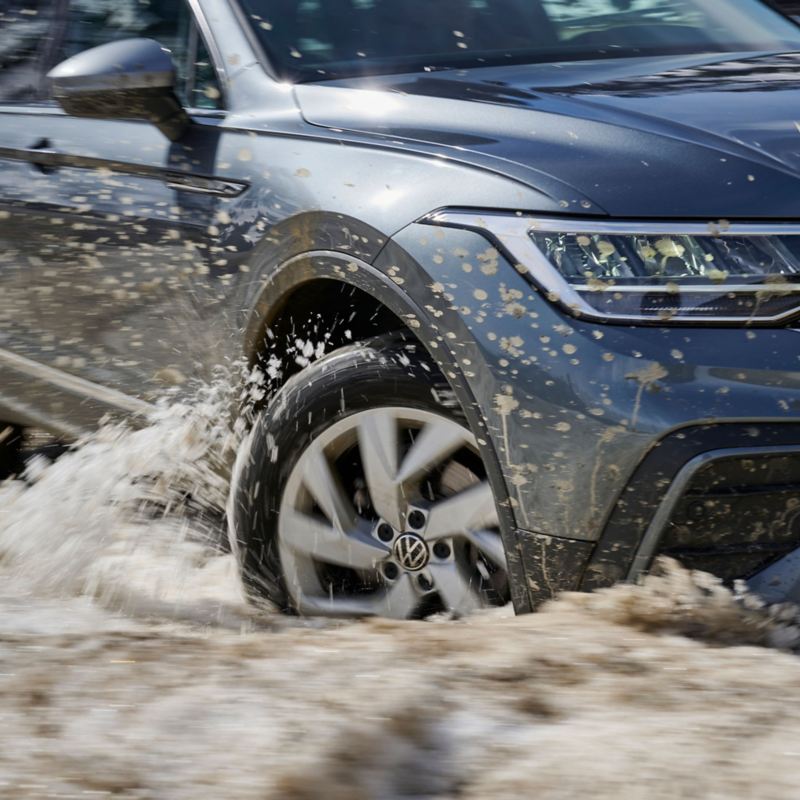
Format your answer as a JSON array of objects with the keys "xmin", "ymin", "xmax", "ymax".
[
  {"xmin": 395, "ymin": 419, "xmax": 469, "ymax": 485},
  {"xmin": 301, "ymin": 445, "xmax": 357, "ymax": 532},
  {"xmin": 425, "ymin": 481, "xmax": 498, "ymax": 541},
  {"xmin": 283, "ymin": 509, "xmax": 388, "ymax": 570},
  {"xmin": 294, "ymin": 573, "xmax": 419, "ymax": 618},
  {"xmin": 358, "ymin": 411, "xmax": 404, "ymax": 529},
  {"xmin": 429, "ymin": 562, "xmax": 482, "ymax": 616},
  {"xmin": 464, "ymin": 529, "xmax": 507, "ymax": 567},
  {"xmin": 377, "ymin": 573, "xmax": 418, "ymax": 618}
]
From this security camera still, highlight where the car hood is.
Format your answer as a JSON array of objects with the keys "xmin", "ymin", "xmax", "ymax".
[{"xmin": 295, "ymin": 51, "xmax": 800, "ymax": 218}]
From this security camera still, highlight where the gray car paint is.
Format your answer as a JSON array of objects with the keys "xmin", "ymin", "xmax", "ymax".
[{"xmin": 2, "ymin": 0, "xmax": 800, "ymax": 609}]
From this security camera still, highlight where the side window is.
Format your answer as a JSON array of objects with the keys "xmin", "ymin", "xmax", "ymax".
[
  {"xmin": 185, "ymin": 26, "xmax": 223, "ymax": 110},
  {"xmin": 0, "ymin": 0, "xmax": 58, "ymax": 103},
  {"xmin": 57, "ymin": 0, "xmax": 222, "ymax": 109}
]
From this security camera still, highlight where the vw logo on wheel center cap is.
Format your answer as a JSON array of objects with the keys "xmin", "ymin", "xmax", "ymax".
[{"xmin": 393, "ymin": 533, "xmax": 429, "ymax": 571}]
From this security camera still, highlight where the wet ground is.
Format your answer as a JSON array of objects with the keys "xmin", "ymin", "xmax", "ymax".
[{"xmin": 2, "ymin": 394, "xmax": 800, "ymax": 799}]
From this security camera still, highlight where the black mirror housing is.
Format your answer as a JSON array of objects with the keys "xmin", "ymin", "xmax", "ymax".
[{"xmin": 48, "ymin": 38, "xmax": 190, "ymax": 141}]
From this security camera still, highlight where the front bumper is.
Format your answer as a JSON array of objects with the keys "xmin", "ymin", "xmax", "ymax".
[
  {"xmin": 585, "ymin": 425, "xmax": 800, "ymax": 588},
  {"xmin": 382, "ymin": 222, "xmax": 800, "ymax": 608}
]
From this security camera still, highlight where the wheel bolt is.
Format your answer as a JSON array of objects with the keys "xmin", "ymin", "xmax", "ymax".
[
  {"xmin": 417, "ymin": 574, "xmax": 433, "ymax": 592},
  {"xmin": 377, "ymin": 523, "xmax": 394, "ymax": 542},
  {"xmin": 383, "ymin": 562, "xmax": 399, "ymax": 580},
  {"xmin": 407, "ymin": 510, "xmax": 426, "ymax": 530},
  {"xmin": 433, "ymin": 542, "xmax": 451, "ymax": 559}
]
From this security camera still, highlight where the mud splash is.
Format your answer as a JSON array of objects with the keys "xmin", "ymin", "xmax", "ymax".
[
  {"xmin": 0, "ymin": 378, "xmax": 252, "ymax": 625},
  {"xmin": 1, "ymin": 389, "xmax": 800, "ymax": 799}
]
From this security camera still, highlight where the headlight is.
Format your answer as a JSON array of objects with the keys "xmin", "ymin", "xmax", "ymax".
[{"xmin": 426, "ymin": 212, "xmax": 800, "ymax": 325}]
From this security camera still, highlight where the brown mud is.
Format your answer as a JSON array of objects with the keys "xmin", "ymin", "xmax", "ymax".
[{"xmin": 1, "ymin": 394, "xmax": 799, "ymax": 799}]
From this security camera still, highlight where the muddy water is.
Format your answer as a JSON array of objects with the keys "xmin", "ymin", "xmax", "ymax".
[{"xmin": 2, "ymin": 393, "xmax": 800, "ymax": 799}]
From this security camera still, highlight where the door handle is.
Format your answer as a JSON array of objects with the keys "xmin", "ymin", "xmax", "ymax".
[{"xmin": 27, "ymin": 138, "xmax": 59, "ymax": 175}]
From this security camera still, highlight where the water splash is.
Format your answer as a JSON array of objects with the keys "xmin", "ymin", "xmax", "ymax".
[
  {"xmin": 0, "ymin": 376, "xmax": 253, "ymax": 625},
  {"xmin": 2, "ymin": 383, "xmax": 800, "ymax": 798}
]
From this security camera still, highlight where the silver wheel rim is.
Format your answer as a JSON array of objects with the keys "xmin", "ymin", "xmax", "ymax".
[{"xmin": 277, "ymin": 407, "xmax": 509, "ymax": 618}]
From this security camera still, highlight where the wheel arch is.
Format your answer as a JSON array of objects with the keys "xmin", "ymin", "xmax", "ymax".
[
  {"xmin": 242, "ymin": 251, "xmax": 415, "ymax": 367},
  {"xmin": 241, "ymin": 249, "xmax": 532, "ymax": 612}
]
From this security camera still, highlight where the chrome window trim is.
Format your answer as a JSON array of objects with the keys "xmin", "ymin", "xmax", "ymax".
[{"xmin": 423, "ymin": 211, "xmax": 800, "ymax": 325}]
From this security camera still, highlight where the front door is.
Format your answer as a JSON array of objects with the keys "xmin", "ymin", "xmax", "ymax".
[{"xmin": 0, "ymin": 0, "xmax": 242, "ymax": 429}]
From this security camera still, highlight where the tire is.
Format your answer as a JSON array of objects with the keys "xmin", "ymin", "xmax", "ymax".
[
  {"xmin": 229, "ymin": 335, "xmax": 510, "ymax": 618},
  {"xmin": 0, "ymin": 424, "xmax": 24, "ymax": 481}
]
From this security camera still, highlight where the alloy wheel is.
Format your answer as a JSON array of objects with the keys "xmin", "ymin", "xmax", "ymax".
[{"xmin": 277, "ymin": 407, "xmax": 509, "ymax": 617}]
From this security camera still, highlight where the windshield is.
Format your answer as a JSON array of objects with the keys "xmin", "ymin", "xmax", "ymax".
[{"xmin": 237, "ymin": 0, "xmax": 800, "ymax": 81}]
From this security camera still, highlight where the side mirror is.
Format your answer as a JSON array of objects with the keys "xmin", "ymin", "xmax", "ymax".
[{"xmin": 48, "ymin": 38, "xmax": 190, "ymax": 141}]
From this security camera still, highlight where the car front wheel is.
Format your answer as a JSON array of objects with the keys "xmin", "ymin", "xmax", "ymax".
[{"xmin": 230, "ymin": 336, "xmax": 510, "ymax": 618}]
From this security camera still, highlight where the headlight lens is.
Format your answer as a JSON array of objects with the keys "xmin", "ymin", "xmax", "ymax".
[
  {"xmin": 531, "ymin": 229, "xmax": 800, "ymax": 322},
  {"xmin": 428, "ymin": 213, "xmax": 800, "ymax": 324}
]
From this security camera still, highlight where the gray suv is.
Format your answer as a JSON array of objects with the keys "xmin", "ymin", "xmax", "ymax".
[{"xmin": 3, "ymin": 0, "xmax": 800, "ymax": 617}]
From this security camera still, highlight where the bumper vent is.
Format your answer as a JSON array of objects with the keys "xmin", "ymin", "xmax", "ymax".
[{"xmin": 657, "ymin": 453, "xmax": 800, "ymax": 582}]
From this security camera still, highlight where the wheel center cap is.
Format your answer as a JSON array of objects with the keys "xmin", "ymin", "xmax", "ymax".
[{"xmin": 393, "ymin": 533, "xmax": 429, "ymax": 572}]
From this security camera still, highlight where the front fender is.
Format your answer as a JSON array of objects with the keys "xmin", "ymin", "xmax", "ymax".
[{"xmin": 242, "ymin": 247, "xmax": 534, "ymax": 612}]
